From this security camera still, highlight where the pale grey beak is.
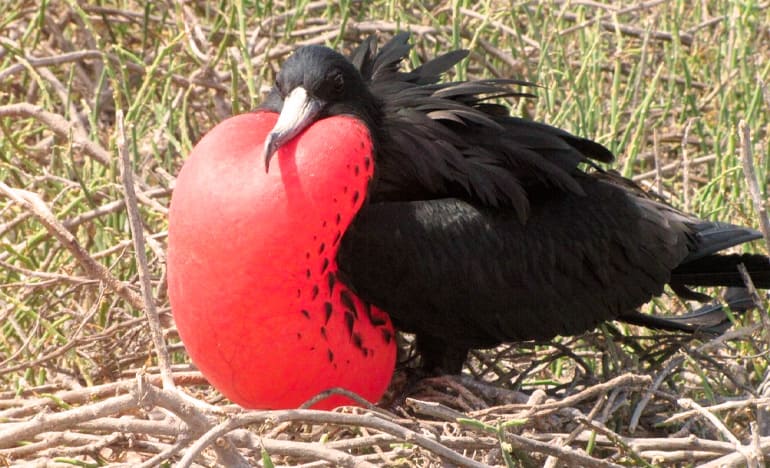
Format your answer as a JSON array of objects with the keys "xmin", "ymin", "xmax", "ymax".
[{"xmin": 263, "ymin": 87, "xmax": 324, "ymax": 172}]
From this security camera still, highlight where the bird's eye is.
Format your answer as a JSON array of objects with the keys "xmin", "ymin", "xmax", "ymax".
[
  {"xmin": 321, "ymin": 69, "xmax": 344, "ymax": 96},
  {"xmin": 274, "ymin": 79, "xmax": 285, "ymax": 97},
  {"xmin": 313, "ymin": 69, "xmax": 346, "ymax": 101},
  {"xmin": 332, "ymin": 72, "xmax": 344, "ymax": 93}
]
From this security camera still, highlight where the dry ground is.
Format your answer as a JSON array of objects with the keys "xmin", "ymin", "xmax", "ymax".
[{"xmin": 1, "ymin": 1, "xmax": 769, "ymax": 466}]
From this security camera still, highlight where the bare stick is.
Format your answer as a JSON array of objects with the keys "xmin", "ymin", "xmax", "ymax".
[
  {"xmin": 134, "ymin": 438, "xmax": 193, "ymax": 468},
  {"xmin": 681, "ymin": 118, "xmax": 693, "ymax": 212},
  {"xmin": 737, "ymin": 120, "xmax": 770, "ymax": 437},
  {"xmin": 299, "ymin": 387, "xmax": 380, "ymax": 410},
  {"xmin": 405, "ymin": 398, "xmax": 468, "ymax": 421},
  {"xmin": 0, "ymin": 50, "xmax": 104, "ymax": 81},
  {"xmin": 662, "ymin": 395, "xmax": 770, "ymax": 425},
  {"xmin": 63, "ymin": 187, "xmax": 171, "ymax": 231},
  {"xmin": 0, "ymin": 183, "xmax": 143, "ymax": 310},
  {"xmin": 116, "ymin": 110, "xmax": 175, "ymax": 390},
  {"xmin": 698, "ymin": 438, "xmax": 770, "ymax": 468},
  {"xmin": 751, "ymin": 422, "xmax": 766, "ymax": 466},
  {"xmin": 475, "ymin": 373, "xmax": 652, "ymax": 416},
  {"xmin": 629, "ymin": 354, "xmax": 684, "ymax": 433},
  {"xmin": 178, "ymin": 409, "xmax": 491, "ymax": 468},
  {"xmin": 632, "ymin": 154, "xmax": 716, "ymax": 182},
  {"xmin": 0, "ymin": 393, "xmax": 139, "ymax": 448},
  {"xmin": 0, "ymin": 373, "xmax": 246, "ymax": 465},
  {"xmin": 0, "ymin": 103, "xmax": 110, "ymax": 165},
  {"xmin": 135, "ymin": 377, "xmax": 249, "ymax": 467},
  {"xmin": 738, "ymin": 120, "xmax": 770, "ymax": 252},
  {"xmin": 556, "ymin": 1, "xmax": 693, "ymax": 45},
  {"xmin": 677, "ymin": 397, "xmax": 757, "ymax": 465},
  {"xmin": 0, "ymin": 371, "xmax": 206, "ymax": 419},
  {"xmin": 653, "ymin": 129, "xmax": 663, "ymax": 195},
  {"xmin": 260, "ymin": 438, "xmax": 380, "ymax": 468},
  {"xmin": 505, "ymin": 430, "xmax": 624, "ymax": 468}
]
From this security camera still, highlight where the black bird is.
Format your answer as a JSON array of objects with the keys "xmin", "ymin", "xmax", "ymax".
[{"xmin": 261, "ymin": 33, "xmax": 770, "ymax": 373}]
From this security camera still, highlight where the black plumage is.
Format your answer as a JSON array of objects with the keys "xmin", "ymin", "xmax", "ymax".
[{"xmin": 260, "ymin": 33, "xmax": 770, "ymax": 373}]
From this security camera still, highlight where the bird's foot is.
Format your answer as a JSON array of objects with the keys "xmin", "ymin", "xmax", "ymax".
[{"xmin": 382, "ymin": 370, "xmax": 530, "ymax": 414}]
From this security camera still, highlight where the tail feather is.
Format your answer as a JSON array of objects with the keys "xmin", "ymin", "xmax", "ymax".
[
  {"xmin": 672, "ymin": 253, "xmax": 770, "ymax": 289},
  {"xmin": 724, "ymin": 286, "xmax": 758, "ymax": 311},
  {"xmin": 621, "ymin": 287, "xmax": 760, "ymax": 334},
  {"xmin": 685, "ymin": 222, "xmax": 762, "ymax": 261},
  {"xmin": 621, "ymin": 309, "xmax": 727, "ymax": 334}
]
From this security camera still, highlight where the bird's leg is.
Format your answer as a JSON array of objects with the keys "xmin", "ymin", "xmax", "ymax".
[
  {"xmin": 416, "ymin": 335, "xmax": 469, "ymax": 375},
  {"xmin": 382, "ymin": 337, "xmax": 470, "ymax": 410}
]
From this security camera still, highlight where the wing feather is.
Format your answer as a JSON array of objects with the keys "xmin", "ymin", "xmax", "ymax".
[
  {"xmin": 359, "ymin": 33, "xmax": 614, "ymax": 212},
  {"xmin": 337, "ymin": 179, "xmax": 693, "ymax": 348}
]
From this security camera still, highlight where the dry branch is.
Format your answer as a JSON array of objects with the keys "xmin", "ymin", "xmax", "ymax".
[
  {"xmin": 0, "ymin": 182, "xmax": 144, "ymax": 310},
  {"xmin": 0, "ymin": 103, "xmax": 110, "ymax": 165},
  {"xmin": 116, "ymin": 111, "xmax": 175, "ymax": 390}
]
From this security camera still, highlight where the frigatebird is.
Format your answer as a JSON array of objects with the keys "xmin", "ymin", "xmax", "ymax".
[
  {"xmin": 168, "ymin": 34, "xmax": 770, "ymax": 409},
  {"xmin": 260, "ymin": 33, "xmax": 769, "ymax": 373}
]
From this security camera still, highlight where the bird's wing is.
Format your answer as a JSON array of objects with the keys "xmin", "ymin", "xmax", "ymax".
[
  {"xmin": 357, "ymin": 34, "xmax": 614, "ymax": 214},
  {"xmin": 337, "ymin": 178, "xmax": 692, "ymax": 349}
]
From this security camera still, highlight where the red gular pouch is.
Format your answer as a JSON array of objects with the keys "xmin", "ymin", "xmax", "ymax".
[{"xmin": 168, "ymin": 112, "xmax": 396, "ymax": 409}]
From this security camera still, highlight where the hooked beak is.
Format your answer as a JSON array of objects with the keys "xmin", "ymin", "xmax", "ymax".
[{"xmin": 263, "ymin": 87, "xmax": 324, "ymax": 172}]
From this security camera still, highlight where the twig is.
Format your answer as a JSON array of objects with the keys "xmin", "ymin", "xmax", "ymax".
[
  {"xmin": 677, "ymin": 398, "xmax": 758, "ymax": 465},
  {"xmin": 0, "ymin": 103, "xmax": 110, "ymax": 165},
  {"xmin": 751, "ymin": 421, "xmax": 766, "ymax": 466},
  {"xmin": 504, "ymin": 430, "xmax": 624, "ymax": 468},
  {"xmin": 178, "ymin": 409, "xmax": 490, "ymax": 468},
  {"xmin": 629, "ymin": 354, "xmax": 684, "ymax": 433},
  {"xmin": 681, "ymin": 118, "xmax": 693, "ymax": 212},
  {"xmin": 0, "ymin": 182, "xmax": 144, "ymax": 310},
  {"xmin": 543, "ymin": 396, "xmax": 609, "ymax": 468},
  {"xmin": 555, "ymin": 0, "xmax": 693, "ymax": 45},
  {"xmin": 738, "ymin": 120, "xmax": 770, "ymax": 251},
  {"xmin": 662, "ymin": 396, "xmax": 770, "ymax": 425},
  {"xmin": 260, "ymin": 438, "xmax": 380, "ymax": 468},
  {"xmin": 0, "ymin": 393, "xmax": 138, "ymax": 448},
  {"xmin": 0, "ymin": 50, "xmax": 104, "ymax": 81},
  {"xmin": 116, "ymin": 110, "xmax": 175, "ymax": 390},
  {"xmin": 632, "ymin": 154, "xmax": 716, "ymax": 182},
  {"xmin": 134, "ymin": 439, "xmax": 193, "ymax": 468},
  {"xmin": 0, "ymin": 371, "xmax": 206, "ymax": 418},
  {"xmin": 475, "ymin": 373, "xmax": 652, "ymax": 416},
  {"xmin": 405, "ymin": 397, "xmax": 469, "ymax": 421},
  {"xmin": 736, "ymin": 120, "xmax": 770, "ymax": 437},
  {"xmin": 299, "ymin": 387, "xmax": 380, "ymax": 410},
  {"xmin": 62, "ymin": 187, "xmax": 171, "ymax": 231},
  {"xmin": 0, "ymin": 431, "xmax": 126, "ymax": 459},
  {"xmin": 698, "ymin": 436, "xmax": 770, "ymax": 468},
  {"xmin": 653, "ymin": 129, "xmax": 662, "ymax": 195},
  {"xmin": 531, "ymin": 431, "xmax": 737, "ymax": 453},
  {"xmin": 574, "ymin": 416, "xmax": 651, "ymax": 467},
  {"xmin": 133, "ymin": 374, "xmax": 250, "ymax": 467}
]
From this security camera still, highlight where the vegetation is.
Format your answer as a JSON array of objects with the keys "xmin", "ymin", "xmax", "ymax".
[{"xmin": 0, "ymin": 1, "xmax": 768, "ymax": 466}]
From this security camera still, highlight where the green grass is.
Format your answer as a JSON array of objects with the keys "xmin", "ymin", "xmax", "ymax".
[{"xmin": 0, "ymin": 1, "xmax": 769, "ymax": 465}]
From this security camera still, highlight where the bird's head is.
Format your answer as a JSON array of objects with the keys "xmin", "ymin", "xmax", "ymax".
[{"xmin": 263, "ymin": 45, "xmax": 378, "ymax": 171}]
